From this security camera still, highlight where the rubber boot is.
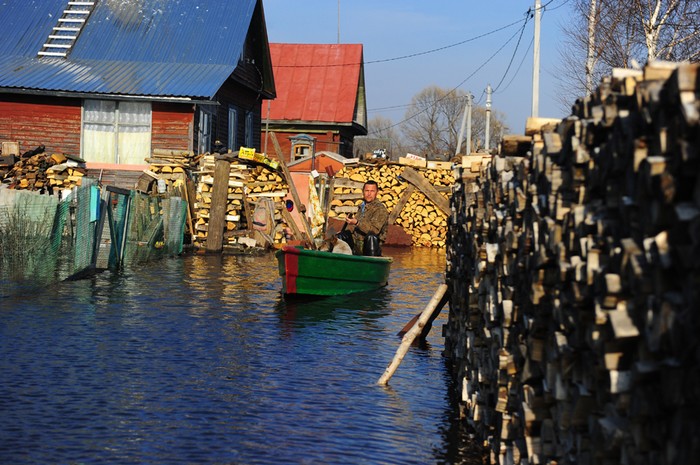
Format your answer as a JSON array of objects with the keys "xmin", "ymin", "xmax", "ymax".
[{"xmin": 363, "ymin": 234, "xmax": 381, "ymax": 256}]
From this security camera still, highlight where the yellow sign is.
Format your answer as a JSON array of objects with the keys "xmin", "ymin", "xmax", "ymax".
[{"xmin": 238, "ymin": 146, "xmax": 255, "ymax": 160}]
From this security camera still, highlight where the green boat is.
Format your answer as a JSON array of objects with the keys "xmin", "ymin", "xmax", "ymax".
[{"xmin": 275, "ymin": 246, "xmax": 393, "ymax": 297}]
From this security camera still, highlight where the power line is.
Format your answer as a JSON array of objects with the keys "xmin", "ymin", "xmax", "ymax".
[
  {"xmin": 492, "ymin": 14, "xmax": 530, "ymax": 92},
  {"xmin": 367, "ymin": 20, "xmax": 528, "ymax": 136},
  {"xmin": 367, "ymin": 0, "xmax": 572, "ymax": 128},
  {"xmin": 275, "ymin": 18, "xmax": 525, "ymax": 69},
  {"xmin": 495, "ymin": 36, "xmax": 535, "ymax": 94}
]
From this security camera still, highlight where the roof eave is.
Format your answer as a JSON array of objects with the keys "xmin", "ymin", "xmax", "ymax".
[{"xmin": 0, "ymin": 87, "xmax": 218, "ymax": 105}]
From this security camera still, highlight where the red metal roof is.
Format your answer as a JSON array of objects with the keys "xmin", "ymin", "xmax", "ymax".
[{"xmin": 268, "ymin": 43, "xmax": 363, "ymax": 124}]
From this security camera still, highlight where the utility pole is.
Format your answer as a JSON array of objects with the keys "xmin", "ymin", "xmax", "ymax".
[
  {"xmin": 466, "ymin": 93, "xmax": 473, "ymax": 155},
  {"xmin": 455, "ymin": 93, "xmax": 473, "ymax": 156},
  {"xmin": 531, "ymin": 0, "xmax": 541, "ymax": 117},
  {"xmin": 485, "ymin": 84, "xmax": 492, "ymax": 151},
  {"xmin": 337, "ymin": 0, "xmax": 341, "ymax": 44}
]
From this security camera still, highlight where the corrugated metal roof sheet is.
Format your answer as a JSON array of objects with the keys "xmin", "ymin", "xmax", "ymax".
[
  {"xmin": 268, "ymin": 43, "xmax": 364, "ymax": 124},
  {"xmin": 0, "ymin": 0, "xmax": 259, "ymax": 99}
]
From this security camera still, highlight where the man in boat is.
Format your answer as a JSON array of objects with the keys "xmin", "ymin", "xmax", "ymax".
[{"xmin": 342, "ymin": 180, "xmax": 389, "ymax": 256}]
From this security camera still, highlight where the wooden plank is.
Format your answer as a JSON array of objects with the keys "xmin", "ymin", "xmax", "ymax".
[
  {"xmin": 280, "ymin": 206, "xmax": 304, "ymax": 242},
  {"xmin": 324, "ymin": 177, "xmax": 336, "ymax": 222},
  {"xmin": 269, "ymin": 132, "xmax": 317, "ymax": 248},
  {"xmin": 332, "ymin": 177, "xmax": 365, "ymax": 189},
  {"xmin": 378, "ymin": 284, "xmax": 449, "ymax": 385},
  {"xmin": 388, "ymin": 184, "xmax": 415, "ymax": 225},
  {"xmin": 400, "ymin": 167, "xmax": 450, "ymax": 215},
  {"xmin": 205, "ymin": 158, "xmax": 231, "ymax": 252}
]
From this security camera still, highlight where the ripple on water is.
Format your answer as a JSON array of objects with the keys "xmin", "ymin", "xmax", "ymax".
[{"xmin": 0, "ymin": 250, "xmax": 484, "ymax": 464}]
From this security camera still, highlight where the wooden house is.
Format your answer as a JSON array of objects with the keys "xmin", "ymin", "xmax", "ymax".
[
  {"xmin": 262, "ymin": 43, "xmax": 367, "ymax": 162},
  {"xmin": 0, "ymin": 0, "xmax": 275, "ymax": 185}
]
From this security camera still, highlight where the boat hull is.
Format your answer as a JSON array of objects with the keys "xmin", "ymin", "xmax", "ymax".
[{"xmin": 275, "ymin": 246, "xmax": 392, "ymax": 296}]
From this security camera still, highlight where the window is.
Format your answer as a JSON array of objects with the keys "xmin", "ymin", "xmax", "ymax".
[
  {"xmin": 198, "ymin": 107, "xmax": 213, "ymax": 155},
  {"xmin": 82, "ymin": 100, "xmax": 151, "ymax": 164},
  {"xmin": 294, "ymin": 144, "xmax": 311, "ymax": 160},
  {"xmin": 228, "ymin": 106, "xmax": 239, "ymax": 151}
]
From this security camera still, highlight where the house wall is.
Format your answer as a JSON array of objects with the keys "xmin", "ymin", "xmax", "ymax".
[
  {"xmin": 263, "ymin": 128, "xmax": 353, "ymax": 162},
  {"xmin": 152, "ymin": 102, "xmax": 194, "ymax": 152},
  {"xmin": 207, "ymin": 84, "xmax": 263, "ymax": 153},
  {"xmin": 0, "ymin": 94, "xmax": 196, "ymax": 158},
  {"xmin": 0, "ymin": 94, "xmax": 81, "ymax": 156}
]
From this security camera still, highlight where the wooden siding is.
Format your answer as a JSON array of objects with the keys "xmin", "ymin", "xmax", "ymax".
[
  {"xmin": 0, "ymin": 95, "xmax": 81, "ymax": 156},
  {"xmin": 211, "ymin": 83, "xmax": 263, "ymax": 152},
  {"xmin": 152, "ymin": 102, "xmax": 194, "ymax": 152}
]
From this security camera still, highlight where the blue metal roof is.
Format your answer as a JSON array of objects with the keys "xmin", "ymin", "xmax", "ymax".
[{"xmin": 0, "ymin": 0, "xmax": 259, "ymax": 99}]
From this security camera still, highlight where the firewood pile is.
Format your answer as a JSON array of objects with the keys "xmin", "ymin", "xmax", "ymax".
[
  {"xmin": 444, "ymin": 62, "xmax": 700, "ymax": 465},
  {"xmin": 192, "ymin": 154, "xmax": 288, "ymax": 248},
  {"xmin": 1, "ymin": 150, "xmax": 86, "ymax": 193},
  {"xmin": 331, "ymin": 162, "xmax": 455, "ymax": 247},
  {"xmin": 144, "ymin": 149, "xmax": 198, "ymax": 191}
]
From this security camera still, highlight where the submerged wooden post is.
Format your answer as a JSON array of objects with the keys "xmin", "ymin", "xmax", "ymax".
[{"xmin": 378, "ymin": 283, "xmax": 449, "ymax": 386}]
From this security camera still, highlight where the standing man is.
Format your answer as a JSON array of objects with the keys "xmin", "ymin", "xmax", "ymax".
[{"xmin": 344, "ymin": 180, "xmax": 389, "ymax": 256}]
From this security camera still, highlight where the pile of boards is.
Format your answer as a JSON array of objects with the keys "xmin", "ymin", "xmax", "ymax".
[{"xmin": 444, "ymin": 62, "xmax": 700, "ymax": 464}]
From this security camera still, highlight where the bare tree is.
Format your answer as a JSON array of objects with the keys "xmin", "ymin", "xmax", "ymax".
[
  {"xmin": 400, "ymin": 86, "xmax": 508, "ymax": 160},
  {"xmin": 364, "ymin": 115, "xmax": 407, "ymax": 160},
  {"xmin": 632, "ymin": 0, "xmax": 700, "ymax": 62},
  {"xmin": 557, "ymin": 0, "xmax": 699, "ymax": 108}
]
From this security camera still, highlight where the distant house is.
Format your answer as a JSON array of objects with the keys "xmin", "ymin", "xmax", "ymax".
[
  {"xmin": 0, "ymin": 0, "xmax": 275, "ymax": 171},
  {"xmin": 263, "ymin": 43, "xmax": 367, "ymax": 162}
]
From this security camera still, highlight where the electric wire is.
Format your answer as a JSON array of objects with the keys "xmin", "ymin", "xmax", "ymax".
[
  {"xmin": 367, "ymin": 20, "xmax": 528, "ymax": 135},
  {"xmin": 275, "ymin": 18, "xmax": 525, "ymax": 68}
]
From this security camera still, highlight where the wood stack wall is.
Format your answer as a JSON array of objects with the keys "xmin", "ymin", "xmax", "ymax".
[
  {"xmin": 444, "ymin": 63, "xmax": 700, "ymax": 464},
  {"xmin": 331, "ymin": 162, "xmax": 455, "ymax": 247}
]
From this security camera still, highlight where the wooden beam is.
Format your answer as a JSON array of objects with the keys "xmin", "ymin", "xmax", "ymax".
[
  {"xmin": 400, "ymin": 167, "xmax": 450, "ymax": 215},
  {"xmin": 205, "ymin": 157, "xmax": 231, "ymax": 253},
  {"xmin": 388, "ymin": 184, "xmax": 415, "ymax": 225},
  {"xmin": 269, "ymin": 132, "xmax": 317, "ymax": 248},
  {"xmin": 378, "ymin": 284, "xmax": 449, "ymax": 385},
  {"xmin": 280, "ymin": 206, "xmax": 304, "ymax": 241}
]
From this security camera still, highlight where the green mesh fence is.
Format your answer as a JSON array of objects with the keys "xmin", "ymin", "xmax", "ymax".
[
  {"xmin": 0, "ymin": 181, "xmax": 187, "ymax": 298},
  {"xmin": 121, "ymin": 191, "xmax": 186, "ymax": 267},
  {"xmin": 0, "ymin": 182, "xmax": 96, "ymax": 296}
]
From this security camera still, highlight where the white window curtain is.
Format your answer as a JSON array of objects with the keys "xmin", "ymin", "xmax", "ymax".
[
  {"xmin": 82, "ymin": 100, "xmax": 151, "ymax": 164},
  {"xmin": 198, "ymin": 108, "xmax": 212, "ymax": 155}
]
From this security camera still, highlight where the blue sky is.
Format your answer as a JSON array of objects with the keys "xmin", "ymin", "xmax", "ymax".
[{"xmin": 263, "ymin": 0, "xmax": 574, "ymax": 135}]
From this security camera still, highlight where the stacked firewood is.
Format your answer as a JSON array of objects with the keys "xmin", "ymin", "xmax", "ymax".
[
  {"xmin": 146, "ymin": 150, "xmax": 193, "ymax": 181},
  {"xmin": 331, "ymin": 163, "xmax": 454, "ymax": 247},
  {"xmin": 444, "ymin": 62, "xmax": 700, "ymax": 465},
  {"xmin": 2, "ymin": 152, "xmax": 86, "ymax": 192},
  {"xmin": 192, "ymin": 155, "xmax": 288, "ymax": 247}
]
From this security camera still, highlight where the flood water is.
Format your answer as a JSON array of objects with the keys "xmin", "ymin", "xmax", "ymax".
[{"xmin": 0, "ymin": 248, "xmax": 482, "ymax": 464}]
